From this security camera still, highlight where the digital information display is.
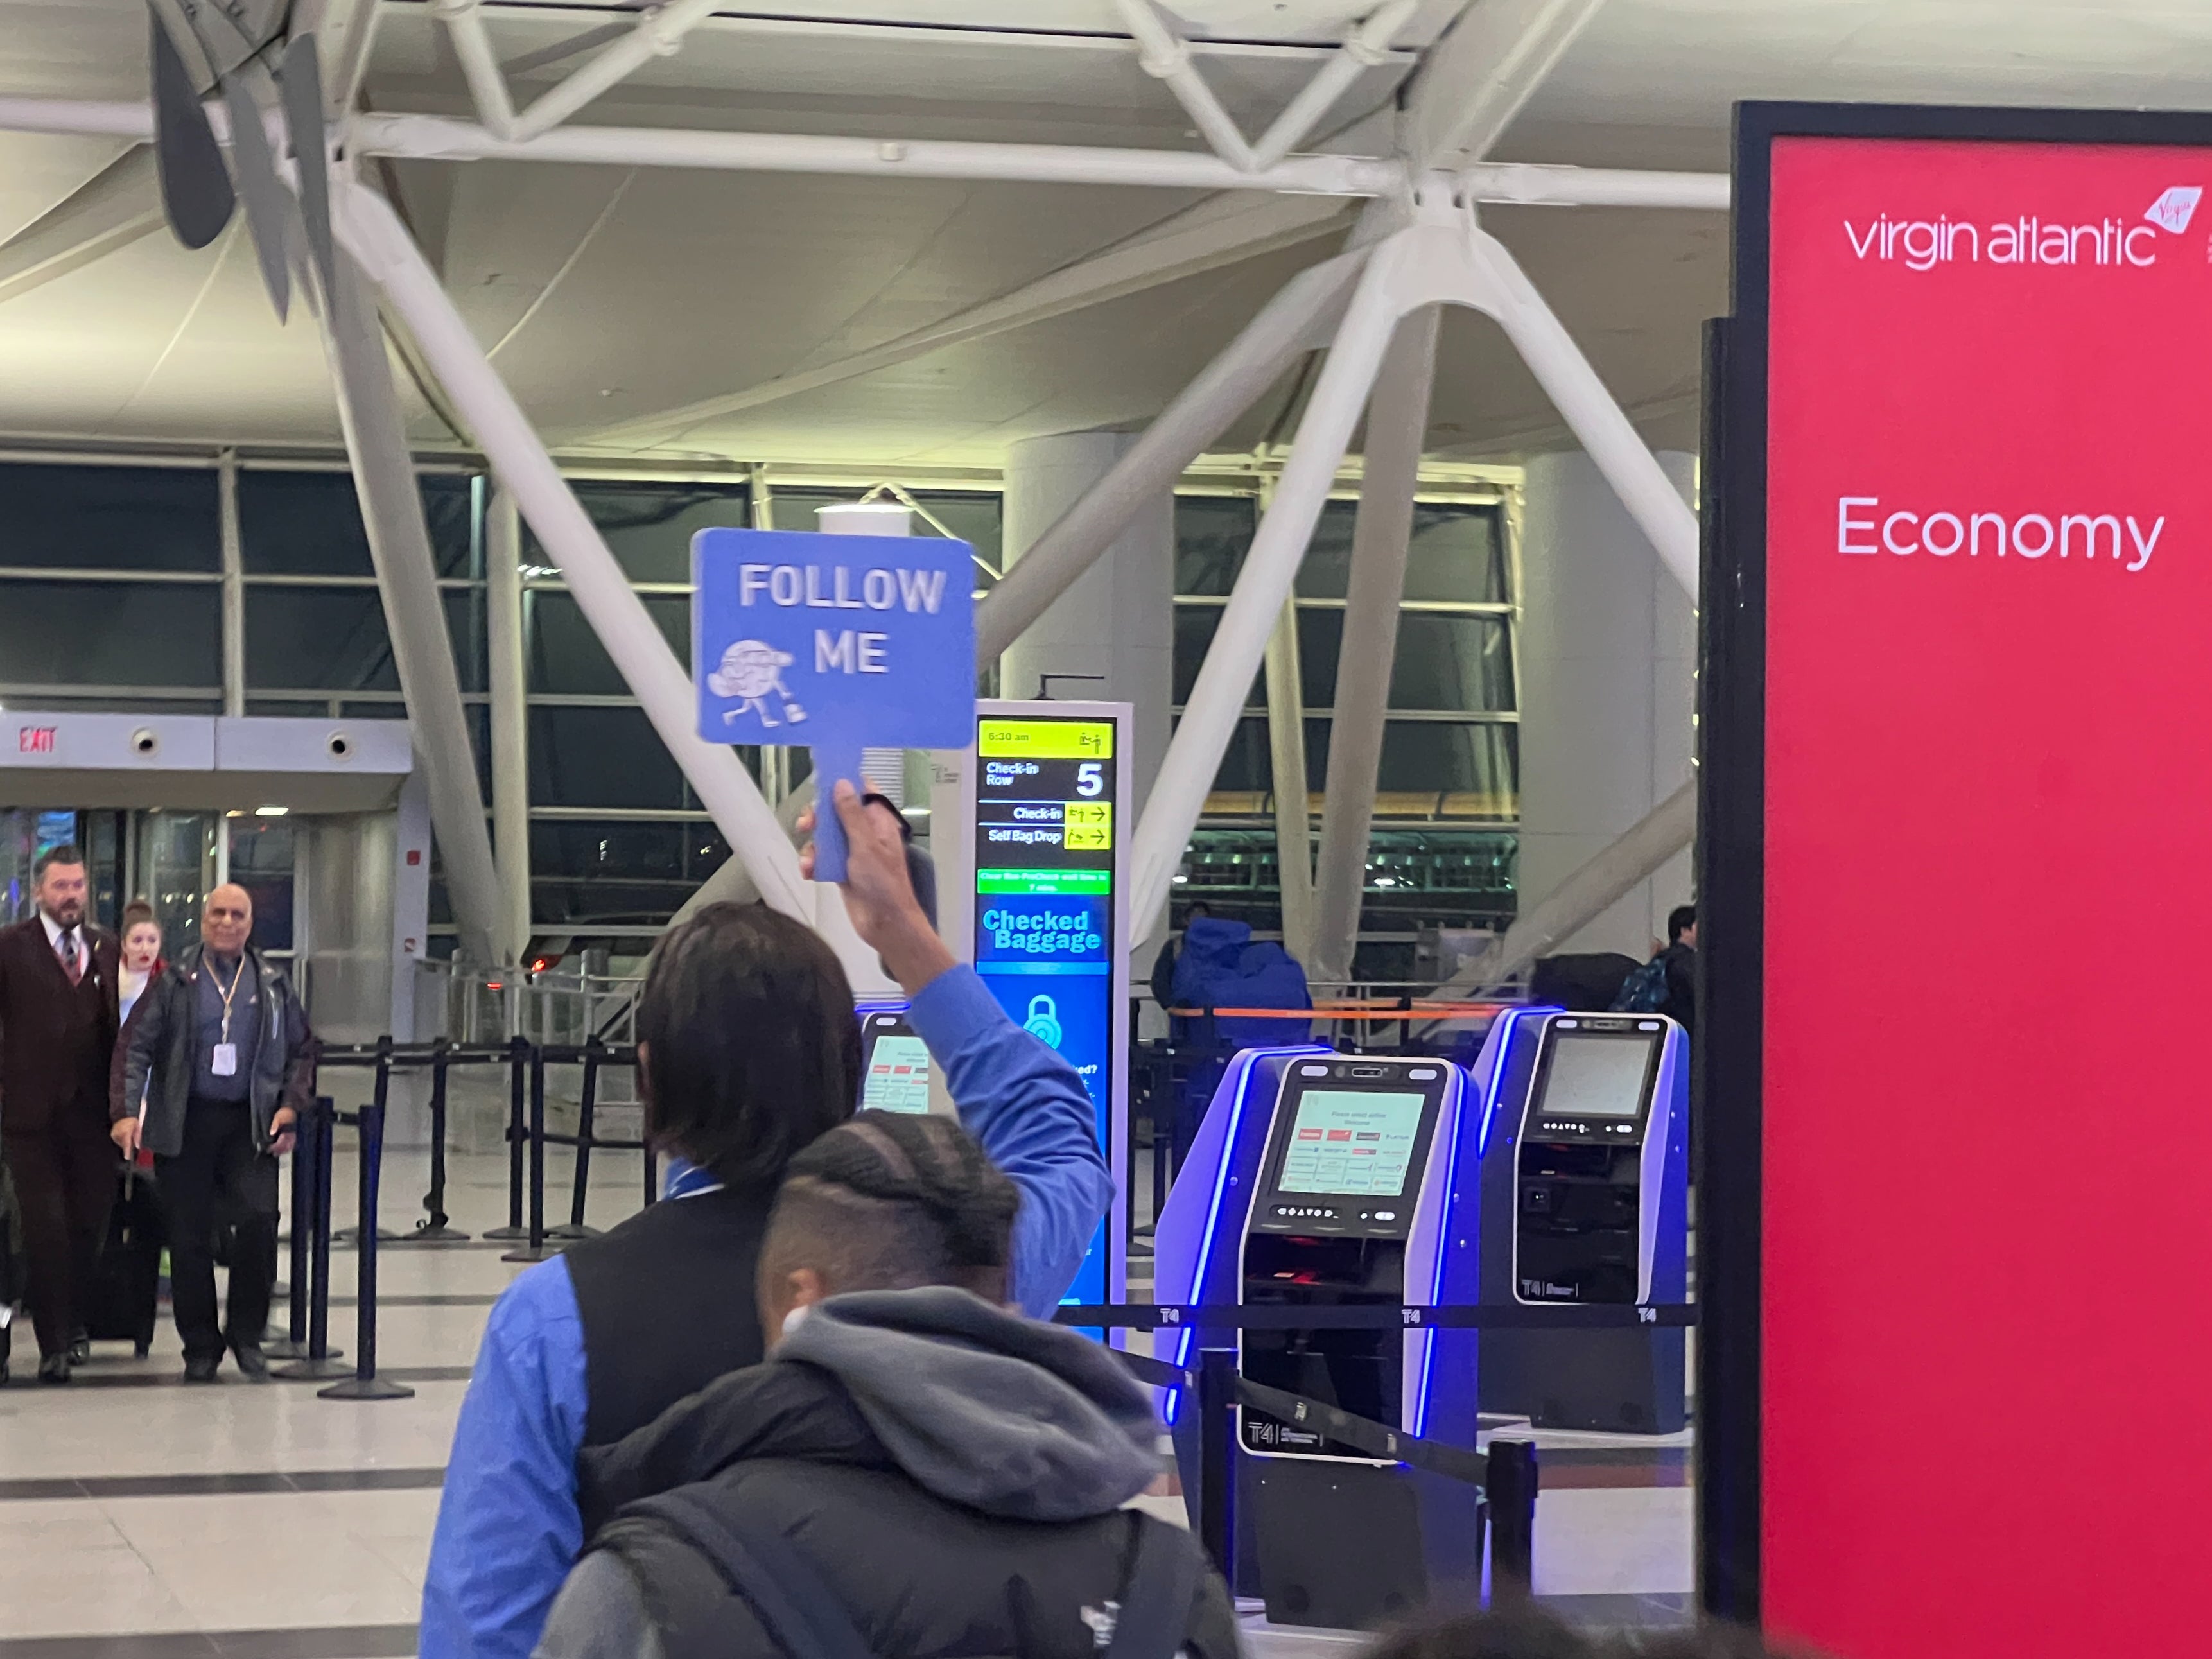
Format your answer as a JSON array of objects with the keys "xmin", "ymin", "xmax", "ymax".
[
  {"xmin": 1709, "ymin": 108, "xmax": 2212, "ymax": 1655},
  {"xmin": 1537, "ymin": 1036, "xmax": 1651, "ymax": 1120},
  {"xmin": 970, "ymin": 711, "xmax": 1122, "ymax": 1309},
  {"xmin": 1276, "ymin": 1091, "xmax": 1425, "ymax": 1197},
  {"xmin": 861, "ymin": 1034, "xmax": 932, "ymax": 1115}
]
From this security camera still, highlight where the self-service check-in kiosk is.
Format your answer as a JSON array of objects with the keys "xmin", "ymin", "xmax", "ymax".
[
  {"xmin": 856, "ymin": 1002, "xmax": 932, "ymax": 1114},
  {"xmin": 1153, "ymin": 1049, "xmax": 1485, "ymax": 1627},
  {"xmin": 1476, "ymin": 1011, "xmax": 1689, "ymax": 1433}
]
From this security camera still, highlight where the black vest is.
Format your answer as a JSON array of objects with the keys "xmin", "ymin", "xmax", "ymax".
[{"xmin": 564, "ymin": 1186, "xmax": 774, "ymax": 1451}]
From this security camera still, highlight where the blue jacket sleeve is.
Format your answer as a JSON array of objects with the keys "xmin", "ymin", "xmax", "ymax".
[
  {"xmin": 421, "ymin": 1260, "xmax": 590, "ymax": 1659},
  {"xmin": 907, "ymin": 964, "xmax": 1113, "ymax": 1316}
]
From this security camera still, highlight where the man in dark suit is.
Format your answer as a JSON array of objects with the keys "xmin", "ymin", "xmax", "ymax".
[{"xmin": 0, "ymin": 844, "xmax": 121, "ymax": 1384}]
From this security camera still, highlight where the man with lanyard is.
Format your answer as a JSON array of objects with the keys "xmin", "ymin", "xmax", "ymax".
[
  {"xmin": 115, "ymin": 884, "xmax": 314, "ymax": 1382},
  {"xmin": 420, "ymin": 785, "xmax": 1115, "ymax": 1659}
]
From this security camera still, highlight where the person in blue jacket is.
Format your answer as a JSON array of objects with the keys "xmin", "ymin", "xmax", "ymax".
[{"xmin": 419, "ymin": 783, "xmax": 1113, "ymax": 1659}]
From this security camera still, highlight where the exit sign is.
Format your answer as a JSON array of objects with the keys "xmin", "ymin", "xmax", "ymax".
[{"xmin": 18, "ymin": 727, "xmax": 55, "ymax": 754}]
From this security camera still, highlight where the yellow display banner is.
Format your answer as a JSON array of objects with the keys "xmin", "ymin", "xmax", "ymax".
[
  {"xmin": 1063, "ymin": 801, "xmax": 1112, "ymax": 851},
  {"xmin": 977, "ymin": 718, "xmax": 1115, "ymax": 760}
]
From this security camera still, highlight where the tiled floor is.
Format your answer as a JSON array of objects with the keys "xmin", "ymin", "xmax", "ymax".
[{"xmin": 0, "ymin": 1139, "xmax": 1695, "ymax": 1656}]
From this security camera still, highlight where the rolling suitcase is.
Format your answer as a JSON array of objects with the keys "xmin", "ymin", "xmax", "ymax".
[{"xmin": 84, "ymin": 1166, "xmax": 164, "ymax": 1357}]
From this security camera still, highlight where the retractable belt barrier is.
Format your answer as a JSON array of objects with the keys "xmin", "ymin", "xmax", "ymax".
[
  {"xmin": 317, "ymin": 1038, "xmax": 519, "ymax": 1246},
  {"xmin": 1053, "ymin": 1303, "xmax": 1698, "ymax": 1330},
  {"xmin": 1051, "ymin": 1302, "xmax": 1671, "ymax": 1602},
  {"xmin": 314, "ymin": 1036, "xmax": 649, "ymax": 1260},
  {"xmin": 501, "ymin": 1040, "xmax": 650, "ymax": 1265}
]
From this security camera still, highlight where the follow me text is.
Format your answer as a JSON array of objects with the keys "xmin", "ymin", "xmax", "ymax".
[{"xmin": 737, "ymin": 561, "xmax": 951, "ymax": 674}]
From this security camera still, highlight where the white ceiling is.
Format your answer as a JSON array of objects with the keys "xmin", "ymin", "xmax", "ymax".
[{"xmin": 0, "ymin": 1, "xmax": 2201, "ymax": 466}]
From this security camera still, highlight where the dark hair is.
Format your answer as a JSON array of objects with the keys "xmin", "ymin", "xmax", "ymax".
[
  {"xmin": 1186, "ymin": 900, "xmax": 1213, "ymax": 921},
  {"xmin": 636, "ymin": 902, "xmax": 861, "ymax": 1193},
  {"xmin": 33, "ymin": 844, "xmax": 85, "ymax": 882},
  {"xmin": 122, "ymin": 900, "xmax": 157, "ymax": 932},
  {"xmin": 1668, "ymin": 904, "xmax": 1697, "ymax": 944},
  {"xmin": 761, "ymin": 1111, "xmax": 1020, "ymax": 1302},
  {"xmin": 1366, "ymin": 1609, "xmax": 1802, "ymax": 1659}
]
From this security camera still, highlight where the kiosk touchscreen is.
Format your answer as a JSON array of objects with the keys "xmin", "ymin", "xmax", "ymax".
[
  {"xmin": 1240, "ymin": 1060, "xmax": 1451, "ymax": 1459},
  {"xmin": 1478, "ymin": 1012, "xmax": 1688, "ymax": 1432},
  {"xmin": 858, "ymin": 1007, "xmax": 932, "ymax": 1114}
]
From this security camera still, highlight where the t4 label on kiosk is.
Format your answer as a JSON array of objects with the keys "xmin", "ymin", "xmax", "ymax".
[{"xmin": 692, "ymin": 526, "xmax": 975, "ymax": 878}]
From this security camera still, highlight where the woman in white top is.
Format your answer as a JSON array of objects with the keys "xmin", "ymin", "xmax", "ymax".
[{"xmin": 118, "ymin": 901, "xmax": 163, "ymax": 1026}]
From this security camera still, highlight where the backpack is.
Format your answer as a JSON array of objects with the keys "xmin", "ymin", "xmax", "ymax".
[
  {"xmin": 637, "ymin": 1485, "xmax": 1205, "ymax": 1659},
  {"xmin": 1609, "ymin": 953, "xmax": 1671, "ymax": 1014}
]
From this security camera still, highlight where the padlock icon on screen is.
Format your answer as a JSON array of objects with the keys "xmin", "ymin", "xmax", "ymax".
[{"xmin": 1023, "ymin": 995, "xmax": 1064, "ymax": 1050}]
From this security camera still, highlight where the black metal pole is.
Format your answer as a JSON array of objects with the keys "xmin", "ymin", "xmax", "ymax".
[
  {"xmin": 1196, "ymin": 1349, "xmax": 1238, "ymax": 1585},
  {"xmin": 1486, "ymin": 1438, "xmax": 1539, "ymax": 1604},
  {"xmin": 267, "ymin": 1105, "xmax": 315, "ymax": 1359},
  {"xmin": 550, "ymin": 1043, "xmax": 605, "ymax": 1242},
  {"xmin": 397, "ymin": 1038, "xmax": 469, "ymax": 1244},
  {"xmin": 276, "ymin": 1100, "xmax": 349, "ymax": 1379},
  {"xmin": 484, "ymin": 1035, "xmax": 530, "ymax": 1241},
  {"xmin": 321, "ymin": 1099, "xmax": 414, "ymax": 1400},
  {"xmin": 502, "ymin": 1046, "xmax": 556, "ymax": 1262},
  {"xmin": 334, "ymin": 1038, "xmax": 403, "ymax": 1246}
]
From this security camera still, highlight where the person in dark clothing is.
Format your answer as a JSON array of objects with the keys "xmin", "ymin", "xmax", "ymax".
[
  {"xmin": 114, "ymin": 883, "xmax": 313, "ymax": 1383},
  {"xmin": 1147, "ymin": 900, "xmax": 1211, "ymax": 1011},
  {"xmin": 539, "ymin": 1110, "xmax": 1237, "ymax": 1659},
  {"xmin": 422, "ymin": 783, "xmax": 1113, "ymax": 1659},
  {"xmin": 0, "ymin": 845, "xmax": 121, "ymax": 1384},
  {"xmin": 1609, "ymin": 905, "xmax": 1698, "ymax": 1036}
]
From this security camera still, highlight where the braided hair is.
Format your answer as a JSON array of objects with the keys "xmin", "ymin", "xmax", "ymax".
[{"xmin": 758, "ymin": 1110, "xmax": 1022, "ymax": 1306}]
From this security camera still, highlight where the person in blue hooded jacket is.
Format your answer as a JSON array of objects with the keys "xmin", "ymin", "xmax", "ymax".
[
  {"xmin": 1167, "ymin": 910, "xmax": 1312, "ymax": 1156},
  {"xmin": 419, "ymin": 783, "xmax": 1112, "ymax": 1659}
]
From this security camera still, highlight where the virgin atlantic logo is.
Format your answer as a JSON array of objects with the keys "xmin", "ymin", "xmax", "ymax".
[{"xmin": 1841, "ymin": 187, "xmax": 2201, "ymax": 272}]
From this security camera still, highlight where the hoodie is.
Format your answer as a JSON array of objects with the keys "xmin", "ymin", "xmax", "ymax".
[
  {"xmin": 1169, "ymin": 914, "xmax": 1312, "ymax": 1053},
  {"xmin": 544, "ymin": 1289, "xmax": 1239, "ymax": 1659}
]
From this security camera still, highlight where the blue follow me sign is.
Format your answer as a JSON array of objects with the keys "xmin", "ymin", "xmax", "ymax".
[{"xmin": 692, "ymin": 527, "xmax": 976, "ymax": 749}]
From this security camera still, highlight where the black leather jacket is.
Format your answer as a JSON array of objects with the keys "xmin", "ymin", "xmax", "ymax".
[{"xmin": 115, "ymin": 945, "xmax": 317, "ymax": 1158}]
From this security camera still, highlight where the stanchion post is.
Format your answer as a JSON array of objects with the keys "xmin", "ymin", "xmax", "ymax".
[
  {"xmin": 485, "ymin": 1035, "xmax": 530, "ymax": 1241},
  {"xmin": 397, "ymin": 1038, "xmax": 470, "ymax": 1244},
  {"xmin": 333, "ymin": 1039, "xmax": 403, "ymax": 1247},
  {"xmin": 1486, "ymin": 1438, "xmax": 1539, "ymax": 1604},
  {"xmin": 321, "ymin": 1099, "xmax": 415, "ymax": 1400},
  {"xmin": 266, "ymin": 1099, "xmax": 317, "ymax": 1360},
  {"xmin": 502, "ymin": 1045, "xmax": 557, "ymax": 1262},
  {"xmin": 276, "ymin": 1100, "xmax": 350, "ymax": 1379},
  {"xmin": 550, "ymin": 1041, "xmax": 606, "ymax": 1242},
  {"xmin": 1196, "ymin": 1348, "xmax": 1238, "ymax": 1583}
]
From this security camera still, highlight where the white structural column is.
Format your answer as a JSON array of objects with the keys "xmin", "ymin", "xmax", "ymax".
[
  {"xmin": 486, "ymin": 486, "xmax": 531, "ymax": 962},
  {"xmin": 1262, "ymin": 593, "xmax": 1315, "ymax": 964},
  {"xmin": 1309, "ymin": 304, "xmax": 1440, "ymax": 984},
  {"xmin": 319, "ymin": 250, "xmax": 505, "ymax": 966},
  {"xmin": 331, "ymin": 177, "xmax": 818, "ymax": 935},
  {"xmin": 1515, "ymin": 449, "xmax": 1698, "ymax": 959},
  {"xmin": 999, "ymin": 430, "xmax": 1175, "ymax": 815}
]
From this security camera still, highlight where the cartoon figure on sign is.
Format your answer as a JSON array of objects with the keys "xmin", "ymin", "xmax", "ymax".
[
  {"xmin": 1023, "ymin": 995, "xmax": 1064, "ymax": 1049},
  {"xmin": 708, "ymin": 639, "xmax": 808, "ymax": 729}
]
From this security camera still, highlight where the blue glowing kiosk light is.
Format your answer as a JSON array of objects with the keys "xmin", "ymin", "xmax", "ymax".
[{"xmin": 932, "ymin": 700, "xmax": 1131, "ymax": 1317}]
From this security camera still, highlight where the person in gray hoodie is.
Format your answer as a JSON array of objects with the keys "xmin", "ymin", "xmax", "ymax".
[{"xmin": 537, "ymin": 1109, "xmax": 1239, "ymax": 1659}]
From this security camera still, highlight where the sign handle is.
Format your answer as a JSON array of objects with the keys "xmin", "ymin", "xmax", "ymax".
[{"xmin": 808, "ymin": 738, "xmax": 866, "ymax": 884}]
